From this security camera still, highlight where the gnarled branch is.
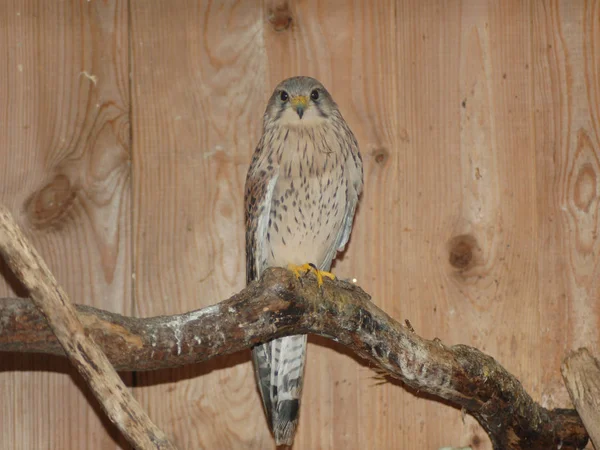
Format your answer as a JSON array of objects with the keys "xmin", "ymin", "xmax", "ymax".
[
  {"xmin": 0, "ymin": 206, "xmax": 177, "ymax": 450},
  {"xmin": 0, "ymin": 267, "xmax": 589, "ymax": 450}
]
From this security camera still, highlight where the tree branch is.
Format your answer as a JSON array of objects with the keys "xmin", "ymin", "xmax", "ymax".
[
  {"xmin": 0, "ymin": 206, "xmax": 177, "ymax": 450},
  {"xmin": 0, "ymin": 267, "xmax": 589, "ymax": 450}
]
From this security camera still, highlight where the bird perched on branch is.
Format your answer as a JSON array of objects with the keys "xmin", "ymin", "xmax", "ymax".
[{"xmin": 245, "ymin": 76, "xmax": 363, "ymax": 446}]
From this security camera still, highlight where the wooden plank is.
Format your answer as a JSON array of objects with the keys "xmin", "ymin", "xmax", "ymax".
[
  {"xmin": 0, "ymin": 1, "xmax": 594, "ymax": 449},
  {"xmin": 129, "ymin": 1, "xmax": 272, "ymax": 448},
  {"xmin": 0, "ymin": 1, "xmax": 131, "ymax": 449},
  {"xmin": 439, "ymin": 1, "xmax": 540, "ymax": 447},
  {"xmin": 261, "ymin": 1, "xmax": 404, "ymax": 448},
  {"xmin": 533, "ymin": 0, "xmax": 600, "ymax": 418},
  {"xmin": 129, "ymin": 1, "xmax": 599, "ymax": 449}
]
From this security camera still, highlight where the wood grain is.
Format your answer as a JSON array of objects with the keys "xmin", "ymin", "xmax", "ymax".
[
  {"xmin": 533, "ymin": 0, "xmax": 600, "ymax": 419},
  {"xmin": 562, "ymin": 348, "xmax": 600, "ymax": 448},
  {"xmin": 0, "ymin": 1, "xmax": 131, "ymax": 449},
  {"xmin": 0, "ymin": 207, "xmax": 175, "ymax": 450},
  {"xmin": 129, "ymin": 1, "xmax": 270, "ymax": 448},
  {"xmin": 2, "ymin": 0, "xmax": 600, "ymax": 449}
]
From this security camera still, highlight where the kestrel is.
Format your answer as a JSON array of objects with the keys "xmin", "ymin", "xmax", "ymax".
[{"xmin": 245, "ymin": 76, "xmax": 363, "ymax": 446}]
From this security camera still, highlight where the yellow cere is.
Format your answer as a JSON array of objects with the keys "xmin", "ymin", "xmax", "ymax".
[{"xmin": 290, "ymin": 95, "xmax": 308, "ymax": 108}]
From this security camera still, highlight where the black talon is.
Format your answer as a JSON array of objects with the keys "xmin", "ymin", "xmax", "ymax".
[{"xmin": 302, "ymin": 263, "xmax": 317, "ymax": 280}]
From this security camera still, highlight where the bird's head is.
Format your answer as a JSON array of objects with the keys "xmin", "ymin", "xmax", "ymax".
[{"xmin": 263, "ymin": 76, "xmax": 339, "ymax": 129}]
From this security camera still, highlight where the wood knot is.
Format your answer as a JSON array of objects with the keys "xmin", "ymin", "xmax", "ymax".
[
  {"xmin": 448, "ymin": 234, "xmax": 478, "ymax": 270},
  {"xmin": 372, "ymin": 148, "xmax": 389, "ymax": 165},
  {"xmin": 574, "ymin": 163, "xmax": 597, "ymax": 213},
  {"xmin": 24, "ymin": 174, "xmax": 77, "ymax": 229},
  {"xmin": 470, "ymin": 434, "xmax": 482, "ymax": 448},
  {"xmin": 268, "ymin": 2, "xmax": 292, "ymax": 31}
]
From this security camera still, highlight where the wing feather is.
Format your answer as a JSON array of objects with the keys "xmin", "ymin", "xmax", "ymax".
[
  {"xmin": 245, "ymin": 145, "xmax": 279, "ymax": 284},
  {"xmin": 319, "ymin": 141, "xmax": 363, "ymax": 271},
  {"xmin": 245, "ymin": 141, "xmax": 307, "ymax": 445},
  {"xmin": 245, "ymin": 142, "xmax": 280, "ymax": 424}
]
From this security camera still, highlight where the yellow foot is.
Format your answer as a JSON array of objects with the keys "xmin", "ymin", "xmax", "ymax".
[{"xmin": 287, "ymin": 263, "xmax": 335, "ymax": 287}]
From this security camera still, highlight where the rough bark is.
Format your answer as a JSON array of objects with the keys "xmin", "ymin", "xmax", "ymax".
[
  {"xmin": 0, "ymin": 206, "xmax": 177, "ymax": 450},
  {"xmin": 0, "ymin": 267, "xmax": 589, "ymax": 450}
]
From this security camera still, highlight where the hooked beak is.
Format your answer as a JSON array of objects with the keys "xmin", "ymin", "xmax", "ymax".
[{"xmin": 290, "ymin": 95, "xmax": 308, "ymax": 119}]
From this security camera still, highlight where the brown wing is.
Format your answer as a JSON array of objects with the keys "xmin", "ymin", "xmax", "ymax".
[
  {"xmin": 244, "ymin": 139, "xmax": 280, "ymax": 427},
  {"xmin": 320, "ymin": 125, "xmax": 364, "ymax": 270},
  {"xmin": 244, "ymin": 140, "xmax": 279, "ymax": 284}
]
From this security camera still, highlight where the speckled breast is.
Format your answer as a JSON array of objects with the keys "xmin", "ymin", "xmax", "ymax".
[{"xmin": 263, "ymin": 127, "xmax": 350, "ymax": 271}]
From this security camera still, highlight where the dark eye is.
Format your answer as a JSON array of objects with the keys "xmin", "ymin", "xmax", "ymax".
[
  {"xmin": 310, "ymin": 89, "xmax": 319, "ymax": 100},
  {"xmin": 280, "ymin": 91, "xmax": 289, "ymax": 102}
]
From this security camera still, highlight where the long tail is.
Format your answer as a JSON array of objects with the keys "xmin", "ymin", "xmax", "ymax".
[{"xmin": 251, "ymin": 334, "xmax": 307, "ymax": 446}]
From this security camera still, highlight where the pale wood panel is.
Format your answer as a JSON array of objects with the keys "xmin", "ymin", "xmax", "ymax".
[
  {"xmin": 262, "ymin": 1, "xmax": 416, "ymax": 448},
  {"xmin": 2, "ymin": 1, "xmax": 599, "ymax": 449},
  {"xmin": 129, "ymin": 1, "xmax": 271, "ymax": 448},
  {"xmin": 0, "ymin": 1, "xmax": 131, "ymax": 449},
  {"xmin": 130, "ymin": 1, "xmax": 600, "ymax": 449},
  {"xmin": 533, "ymin": 0, "xmax": 600, "ymax": 415}
]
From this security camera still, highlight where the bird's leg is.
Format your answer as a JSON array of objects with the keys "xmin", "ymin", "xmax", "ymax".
[
  {"xmin": 287, "ymin": 263, "xmax": 335, "ymax": 287},
  {"xmin": 287, "ymin": 263, "xmax": 312, "ymax": 279}
]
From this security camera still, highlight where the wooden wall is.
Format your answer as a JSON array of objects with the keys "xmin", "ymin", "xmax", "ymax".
[{"xmin": 1, "ymin": 1, "xmax": 599, "ymax": 449}]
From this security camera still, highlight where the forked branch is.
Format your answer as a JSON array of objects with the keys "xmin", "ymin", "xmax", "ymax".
[
  {"xmin": 0, "ymin": 266, "xmax": 589, "ymax": 450},
  {"xmin": 0, "ymin": 206, "xmax": 177, "ymax": 450}
]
